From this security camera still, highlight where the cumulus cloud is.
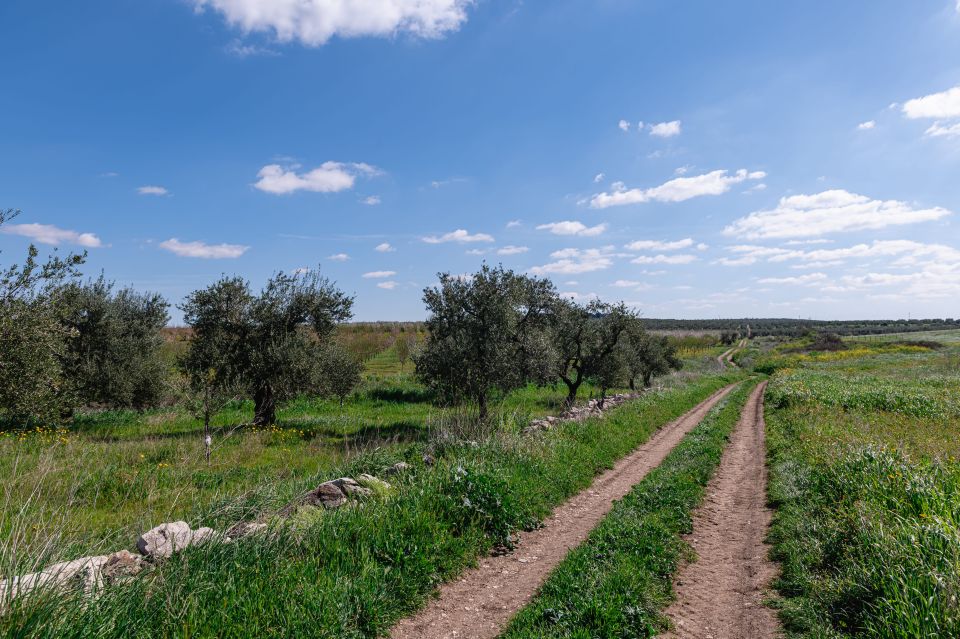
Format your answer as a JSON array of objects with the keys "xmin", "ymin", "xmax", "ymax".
[
  {"xmin": 159, "ymin": 238, "xmax": 249, "ymax": 259},
  {"xmin": 857, "ymin": 120, "xmax": 876, "ymax": 130},
  {"xmin": 422, "ymin": 229, "xmax": 494, "ymax": 244},
  {"xmin": 497, "ymin": 245, "xmax": 529, "ymax": 255},
  {"xmin": 624, "ymin": 238, "xmax": 694, "ymax": 251},
  {"xmin": 375, "ymin": 242, "xmax": 395, "ymax": 252},
  {"xmin": 925, "ymin": 121, "xmax": 960, "ymax": 138},
  {"xmin": 362, "ymin": 195, "xmax": 381, "ymax": 205},
  {"xmin": 618, "ymin": 119, "xmax": 631, "ymax": 132},
  {"xmin": 377, "ymin": 281, "xmax": 398, "ymax": 290},
  {"xmin": 902, "ymin": 85, "xmax": 960, "ymax": 119},
  {"xmin": 529, "ymin": 247, "xmax": 615, "ymax": 275},
  {"xmin": 138, "ymin": 185, "xmax": 169, "ymax": 196},
  {"xmin": 254, "ymin": 162, "xmax": 379, "ymax": 194},
  {"xmin": 1, "ymin": 223, "xmax": 103, "ymax": 248},
  {"xmin": 506, "ymin": 219, "xmax": 522, "ymax": 228},
  {"xmin": 194, "ymin": 0, "xmax": 473, "ymax": 46},
  {"xmin": 648, "ymin": 120, "xmax": 682, "ymax": 137},
  {"xmin": 723, "ymin": 190, "xmax": 951, "ymax": 240},
  {"xmin": 328, "ymin": 253, "xmax": 350, "ymax": 261},
  {"xmin": 535, "ymin": 221, "xmax": 607, "ymax": 237},
  {"xmin": 363, "ymin": 270, "xmax": 396, "ymax": 278},
  {"xmin": 590, "ymin": 169, "xmax": 764, "ymax": 209},
  {"xmin": 630, "ymin": 254, "xmax": 697, "ymax": 265}
]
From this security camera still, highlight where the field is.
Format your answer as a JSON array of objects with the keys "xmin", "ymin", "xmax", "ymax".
[
  {"xmin": 3, "ymin": 327, "xmax": 959, "ymax": 638},
  {"xmin": 0, "ymin": 328, "xmax": 727, "ymax": 574},
  {"xmin": 762, "ymin": 331, "xmax": 960, "ymax": 636}
]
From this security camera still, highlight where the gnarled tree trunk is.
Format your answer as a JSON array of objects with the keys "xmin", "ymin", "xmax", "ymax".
[{"xmin": 253, "ymin": 384, "xmax": 276, "ymax": 425}]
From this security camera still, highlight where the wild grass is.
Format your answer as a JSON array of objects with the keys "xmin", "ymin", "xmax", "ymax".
[
  {"xmin": 502, "ymin": 380, "xmax": 757, "ymax": 638},
  {"xmin": 764, "ymin": 340, "xmax": 960, "ymax": 637},
  {"xmin": 0, "ymin": 372, "xmax": 742, "ymax": 637},
  {"xmin": 0, "ymin": 373, "xmax": 646, "ymax": 563}
]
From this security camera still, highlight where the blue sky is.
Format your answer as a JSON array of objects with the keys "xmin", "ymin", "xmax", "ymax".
[{"xmin": 2, "ymin": 0, "xmax": 959, "ymax": 323}]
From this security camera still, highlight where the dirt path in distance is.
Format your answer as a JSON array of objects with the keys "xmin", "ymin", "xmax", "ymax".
[
  {"xmin": 716, "ymin": 338, "xmax": 747, "ymax": 369},
  {"xmin": 661, "ymin": 382, "xmax": 780, "ymax": 639},
  {"xmin": 390, "ymin": 384, "xmax": 739, "ymax": 639}
]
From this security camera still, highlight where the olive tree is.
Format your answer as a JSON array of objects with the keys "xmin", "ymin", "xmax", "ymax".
[
  {"xmin": 394, "ymin": 333, "xmax": 412, "ymax": 372},
  {"xmin": 414, "ymin": 265, "xmax": 556, "ymax": 420},
  {"xmin": 551, "ymin": 299, "xmax": 634, "ymax": 405},
  {"xmin": 180, "ymin": 269, "xmax": 353, "ymax": 425},
  {"xmin": 0, "ymin": 209, "xmax": 84, "ymax": 424},
  {"xmin": 620, "ymin": 323, "xmax": 683, "ymax": 389},
  {"xmin": 324, "ymin": 343, "xmax": 363, "ymax": 407},
  {"xmin": 55, "ymin": 275, "xmax": 170, "ymax": 409}
]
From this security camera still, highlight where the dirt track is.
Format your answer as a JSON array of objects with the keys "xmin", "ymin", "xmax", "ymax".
[
  {"xmin": 716, "ymin": 339, "xmax": 747, "ymax": 369},
  {"xmin": 389, "ymin": 384, "xmax": 738, "ymax": 639},
  {"xmin": 662, "ymin": 381, "xmax": 779, "ymax": 639}
]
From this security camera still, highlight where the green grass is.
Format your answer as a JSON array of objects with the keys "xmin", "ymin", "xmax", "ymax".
[
  {"xmin": 0, "ymin": 372, "xmax": 743, "ymax": 638},
  {"xmin": 763, "ymin": 341, "xmax": 960, "ymax": 637},
  {"xmin": 501, "ymin": 380, "xmax": 757, "ymax": 639}
]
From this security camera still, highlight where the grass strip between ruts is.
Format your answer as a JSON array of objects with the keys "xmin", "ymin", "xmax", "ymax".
[
  {"xmin": 1, "ymin": 373, "xmax": 742, "ymax": 638},
  {"xmin": 501, "ymin": 379, "xmax": 758, "ymax": 639}
]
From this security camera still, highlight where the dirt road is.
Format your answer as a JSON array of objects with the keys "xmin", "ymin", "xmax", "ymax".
[
  {"xmin": 389, "ymin": 384, "xmax": 739, "ymax": 639},
  {"xmin": 662, "ymin": 382, "xmax": 779, "ymax": 639},
  {"xmin": 716, "ymin": 338, "xmax": 747, "ymax": 369}
]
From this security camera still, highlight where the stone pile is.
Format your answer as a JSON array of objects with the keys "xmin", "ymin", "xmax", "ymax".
[
  {"xmin": 525, "ymin": 392, "xmax": 641, "ymax": 432},
  {"xmin": 0, "ymin": 470, "xmax": 396, "ymax": 606}
]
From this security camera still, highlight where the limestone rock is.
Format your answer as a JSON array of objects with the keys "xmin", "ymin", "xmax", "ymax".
[
  {"xmin": 308, "ymin": 481, "xmax": 348, "ymax": 509},
  {"xmin": 102, "ymin": 550, "xmax": 146, "ymax": 583},
  {"xmin": 357, "ymin": 473, "xmax": 391, "ymax": 493},
  {"xmin": 384, "ymin": 461, "xmax": 411, "ymax": 475},
  {"xmin": 136, "ymin": 521, "xmax": 207, "ymax": 559},
  {"xmin": 333, "ymin": 477, "xmax": 372, "ymax": 498}
]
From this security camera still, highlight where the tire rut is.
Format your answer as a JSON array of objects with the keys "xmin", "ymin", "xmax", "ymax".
[
  {"xmin": 661, "ymin": 381, "xmax": 780, "ymax": 639},
  {"xmin": 389, "ymin": 383, "xmax": 739, "ymax": 639}
]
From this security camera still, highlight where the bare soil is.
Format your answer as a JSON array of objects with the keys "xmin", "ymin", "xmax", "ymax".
[
  {"xmin": 389, "ymin": 384, "xmax": 739, "ymax": 639},
  {"xmin": 662, "ymin": 381, "xmax": 780, "ymax": 639}
]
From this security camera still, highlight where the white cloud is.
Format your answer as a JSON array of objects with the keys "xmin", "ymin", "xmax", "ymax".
[
  {"xmin": 536, "ymin": 221, "xmax": 607, "ymax": 237},
  {"xmin": 377, "ymin": 280, "xmax": 398, "ymax": 290},
  {"xmin": 1, "ymin": 223, "xmax": 103, "ymax": 248},
  {"xmin": 375, "ymin": 242, "xmax": 395, "ymax": 252},
  {"xmin": 925, "ymin": 121, "xmax": 960, "ymax": 138},
  {"xmin": 530, "ymin": 247, "xmax": 615, "ymax": 275},
  {"xmin": 857, "ymin": 120, "xmax": 876, "ymax": 130},
  {"xmin": 159, "ymin": 238, "xmax": 248, "ymax": 259},
  {"xmin": 497, "ymin": 245, "xmax": 529, "ymax": 255},
  {"xmin": 590, "ymin": 169, "xmax": 764, "ymax": 209},
  {"xmin": 328, "ymin": 253, "xmax": 350, "ymax": 261},
  {"xmin": 226, "ymin": 39, "xmax": 278, "ymax": 57},
  {"xmin": 559, "ymin": 291, "xmax": 599, "ymax": 301},
  {"xmin": 593, "ymin": 173, "xmax": 605, "ymax": 183},
  {"xmin": 362, "ymin": 195, "xmax": 381, "ymax": 205},
  {"xmin": 618, "ymin": 119, "xmax": 631, "ymax": 132},
  {"xmin": 465, "ymin": 248, "xmax": 487, "ymax": 255},
  {"xmin": 757, "ymin": 272, "xmax": 828, "ymax": 286},
  {"xmin": 254, "ymin": 162, "xmax": 379, "ymax": 194},
  {"xmin": 506, "ymin": 219, "xmax": 522, "ymax": 228},
  {"xmin": 649, "ymin": 120, "xmax": 682, "ymax": 138},
  {"xmin": 630, "ymin": 254, "xmax": 697, "ymax": 265},
  {"xmin": 902, "ymin": 85, "xmax": 960, "ymax": 119},
  {"xmin": 624, "ymin": 238, "xmax": 693, "ymax": 251},
  {"xmin": 138, "ymin": 185, "xmax": 169, "ymax": 196},
  {"xmin": 363, "ymin": 270, "xmax": 397, "ymax": 278},
  {"xmin": 195, "ymin": 0, "xmax": 473, "ymax": 46},
  {"xmin": 422, "ymin": 229, "xmax": 494, "ymax": 244},
  {"xmin": 723, "ymin": 190, "xmax": 951, "ymax": 240},
  {"xmin": 610, "ymin": 279, "xmax": 653, "ymax": 291}
]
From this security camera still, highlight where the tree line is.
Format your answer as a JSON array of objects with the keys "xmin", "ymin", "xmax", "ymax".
[
  {"xmin": 1, "ymin": 211, "xmax": 679, "ymax": 428},
  {"xmin": 414, "ymin": 265, "xmax": 681, "ymax": 419}
]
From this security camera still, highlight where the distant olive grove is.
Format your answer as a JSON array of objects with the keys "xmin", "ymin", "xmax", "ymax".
[{"xmin": 1, "ymin": 209, "xmax": 680, "ymax": 428}]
